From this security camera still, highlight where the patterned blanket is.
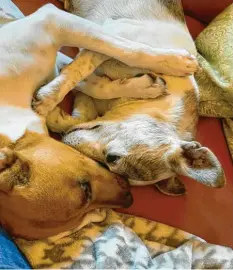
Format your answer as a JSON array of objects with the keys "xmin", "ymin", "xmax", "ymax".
[
  {"xmin": 15, "ymin": 209, "xmax": 233, "ymax": 269},
  {"xmin": 2, "ymin": 1, "xmax": 233, "ymax": 269},
  {"xmin": 195, "ymin": 3, "xmax": 233, "ymax": 161}
]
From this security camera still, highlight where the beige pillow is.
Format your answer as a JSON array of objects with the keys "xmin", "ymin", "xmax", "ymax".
[{"xmin": 195, "ymin": 4, "xmax": 233, "ymax": 158}]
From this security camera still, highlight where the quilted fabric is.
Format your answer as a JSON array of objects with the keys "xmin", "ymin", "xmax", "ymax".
[{"xmin": 195, "ymin": 4, "xmax": 233, "ymax": 159}]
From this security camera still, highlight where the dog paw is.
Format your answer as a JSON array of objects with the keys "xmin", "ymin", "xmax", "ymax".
[
  {"xmin": 46, "ymin": 106, "xmax": 69, "ymax": 133},
  {"xmin": 32, "ymin": 95, "xmax": 59, "ymax": 117},
  {"xmin": 135, "ymin": 74, "xmax": 169, "ymax": 98},
  {"xmin": 32, "ymin": 83, "xmax": 60, "ymax": 117},
  {"xmin": 147, "ymin": 74, "xmax": 169, "ymax": 95},
  {"xmin": 47, "ymin": 106, "xmax": 84, "ymax": 133},
  {"xmin": 117, "ymin": 73, "xmax": 169, "ymax": 99},
  {"xmin": 159, "ymin": 50, "xmax": 198, "ymax": 76}
]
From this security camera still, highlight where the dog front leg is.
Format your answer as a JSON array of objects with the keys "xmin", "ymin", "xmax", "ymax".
[
  {"xmin": 37, "ymin": 5, "xmax": 198, "ymax": 74},
  {"xmin": 78, "ymin": 73, "xmax": 168, "ymax": 99},
  {"xmin": 33, "ymin": 50, "xmax": 108, "ymax": 116}
]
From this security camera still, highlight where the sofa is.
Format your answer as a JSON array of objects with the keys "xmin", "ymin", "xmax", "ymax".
[{"xmin": 1, "ymin": 0, "xmax": 232, "ymax": 268}]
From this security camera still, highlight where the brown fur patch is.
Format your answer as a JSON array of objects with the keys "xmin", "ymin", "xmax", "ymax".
[{"xmin": 121, "ymin": 144, "xmax": 171, "ymax": 180}]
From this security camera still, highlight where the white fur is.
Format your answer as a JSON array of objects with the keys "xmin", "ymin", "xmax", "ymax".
[
  {"xmin": 53, "ymin": 0, "xmax": 225, "ymax": 188},
  {"xmin": 0, "ymin": 106, "xmax": 45, "ymax": 142},
  {"xmin": 33, "ymin": 0, "xmax": 199, "ymax": 113},
  {"xmin": 1, "ymin": 3, "xmax": 182, "ymax": 142},
  {"xmin": 63, "ymin": 0, "xmax": 198, "ymax": 100}
]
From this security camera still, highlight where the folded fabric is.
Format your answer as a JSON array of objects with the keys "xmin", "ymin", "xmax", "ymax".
[
  {"xmin": 16, "ymin": 209, "xmax": 233, "ymax": 269},
  {"xmin": 195, "ymin": 4, "xmax": 233, "ymax": 159}
]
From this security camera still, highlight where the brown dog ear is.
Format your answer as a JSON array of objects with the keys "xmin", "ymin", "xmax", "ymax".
[
  {"xmin": 155, "ymin": 177, "xmax": 186, "ymax": 196},
  {"xmin": 0, "ymin": 148, "xmax": 16, "ymax": 193},
  {"xmin": 166, "ymin": 141, "xmax": 226, "ymax": 188}
]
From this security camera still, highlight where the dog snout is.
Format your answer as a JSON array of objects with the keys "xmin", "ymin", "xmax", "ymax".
[{"xmin": 115, "ymin": 175, "xmax": 133, "ymax": 208}]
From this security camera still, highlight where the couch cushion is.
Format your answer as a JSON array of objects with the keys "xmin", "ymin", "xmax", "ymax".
[
  {"xmin": 182, "ymin": 0, "xmax": 232, "ymax": 24},
  {"xmin": 185, "ymin": 15, "xmax": 206, "ymax": 38}
]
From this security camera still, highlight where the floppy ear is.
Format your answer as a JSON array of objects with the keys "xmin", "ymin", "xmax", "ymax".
[
  {"xmin": 0, "ymin": 148, "xmax": 16, "ymax": 193},
  {"xmin": 166, "ymin": 141, "xmax": 226, "ymax": 188}
]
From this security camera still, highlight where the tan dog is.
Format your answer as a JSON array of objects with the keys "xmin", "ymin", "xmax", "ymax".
[
  {"xmin": 35, "ymin": 1, "xmax": 225, "ymax": 196},
  {"xmin": 0, "ymin": 2, "xmax": 181, "ymax": 239}
]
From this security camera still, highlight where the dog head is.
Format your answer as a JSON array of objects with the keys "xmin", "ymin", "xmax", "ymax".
[
  {"xmin": 0, "ymin": 132, "xmax": 132, "ymax": 239},
  {"xmin": 63, "ymin": 114, "xmax": 226, "ymax": 189}
]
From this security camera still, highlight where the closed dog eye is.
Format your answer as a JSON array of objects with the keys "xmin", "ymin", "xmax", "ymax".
[
  {"xmin": 66, "ymin": 124, "xmax": 101, "ymax": 135},
  {"xmin": 79, "ymin": 180, "xmax": 92, "ymax": 201}
]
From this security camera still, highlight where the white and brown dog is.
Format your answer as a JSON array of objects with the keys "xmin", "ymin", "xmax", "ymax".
[
  {"xmin": 0, "ymin": 3, "xmax": 183, "ymax": 239},
  {"xmin": 40, "ymin": 0, "xmax": 226, "ymax": 196}
]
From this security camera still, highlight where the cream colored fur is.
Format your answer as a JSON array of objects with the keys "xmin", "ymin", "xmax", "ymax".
[
  {"xmin": 45, "ymin": 0, "xmax": 225, "ymax": 195},
  {"xmin": 1, "ymin": 3, "xmax": 191, "ymax": 140},
  {"xmin": 1, "ymin": 3, "xmax": 193, "ymax": 238},
  {"xmin": 33, "ymin": 1, "xmax": 199, "ymax": 116}
]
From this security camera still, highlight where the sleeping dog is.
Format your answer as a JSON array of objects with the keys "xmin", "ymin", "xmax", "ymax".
[
  {"xmin": 0, "ymin": 3, "xmax": 176, "ymax": 239},
  {"xmin": 34, "ymin": 0, "xmax": 225, "ymax": 196}
]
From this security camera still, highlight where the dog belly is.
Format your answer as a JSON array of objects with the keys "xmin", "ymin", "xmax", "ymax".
[
  {"xmin": 96, "ymin": 18, "xmax": 196, "ymax": 80},
  {"xmin": 102, "ymin": 18, "xmax": 195, "ymax": 53}
]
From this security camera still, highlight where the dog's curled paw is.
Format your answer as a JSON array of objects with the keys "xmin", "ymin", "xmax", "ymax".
[
  {"xmin": 174, "ymin": 51, "xmax": 198, "ymax": 76},
  {"xmin": 32, "ymin": 86, "xmax": 60, "ymax": 117},
  {"xmin": 160, "ymin": 49, "xmax": 199, "ymax": 76},
  {"xmin": 142, "ymin": 74, "xmax": 169, "ymax": 98},
  {"xmin": 32, "ymin": 96, "xmax": 58, "ymax": 117},
  {"xmin": 46, "ymin": 106, "xmax": 69, "ymax": 133}
]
